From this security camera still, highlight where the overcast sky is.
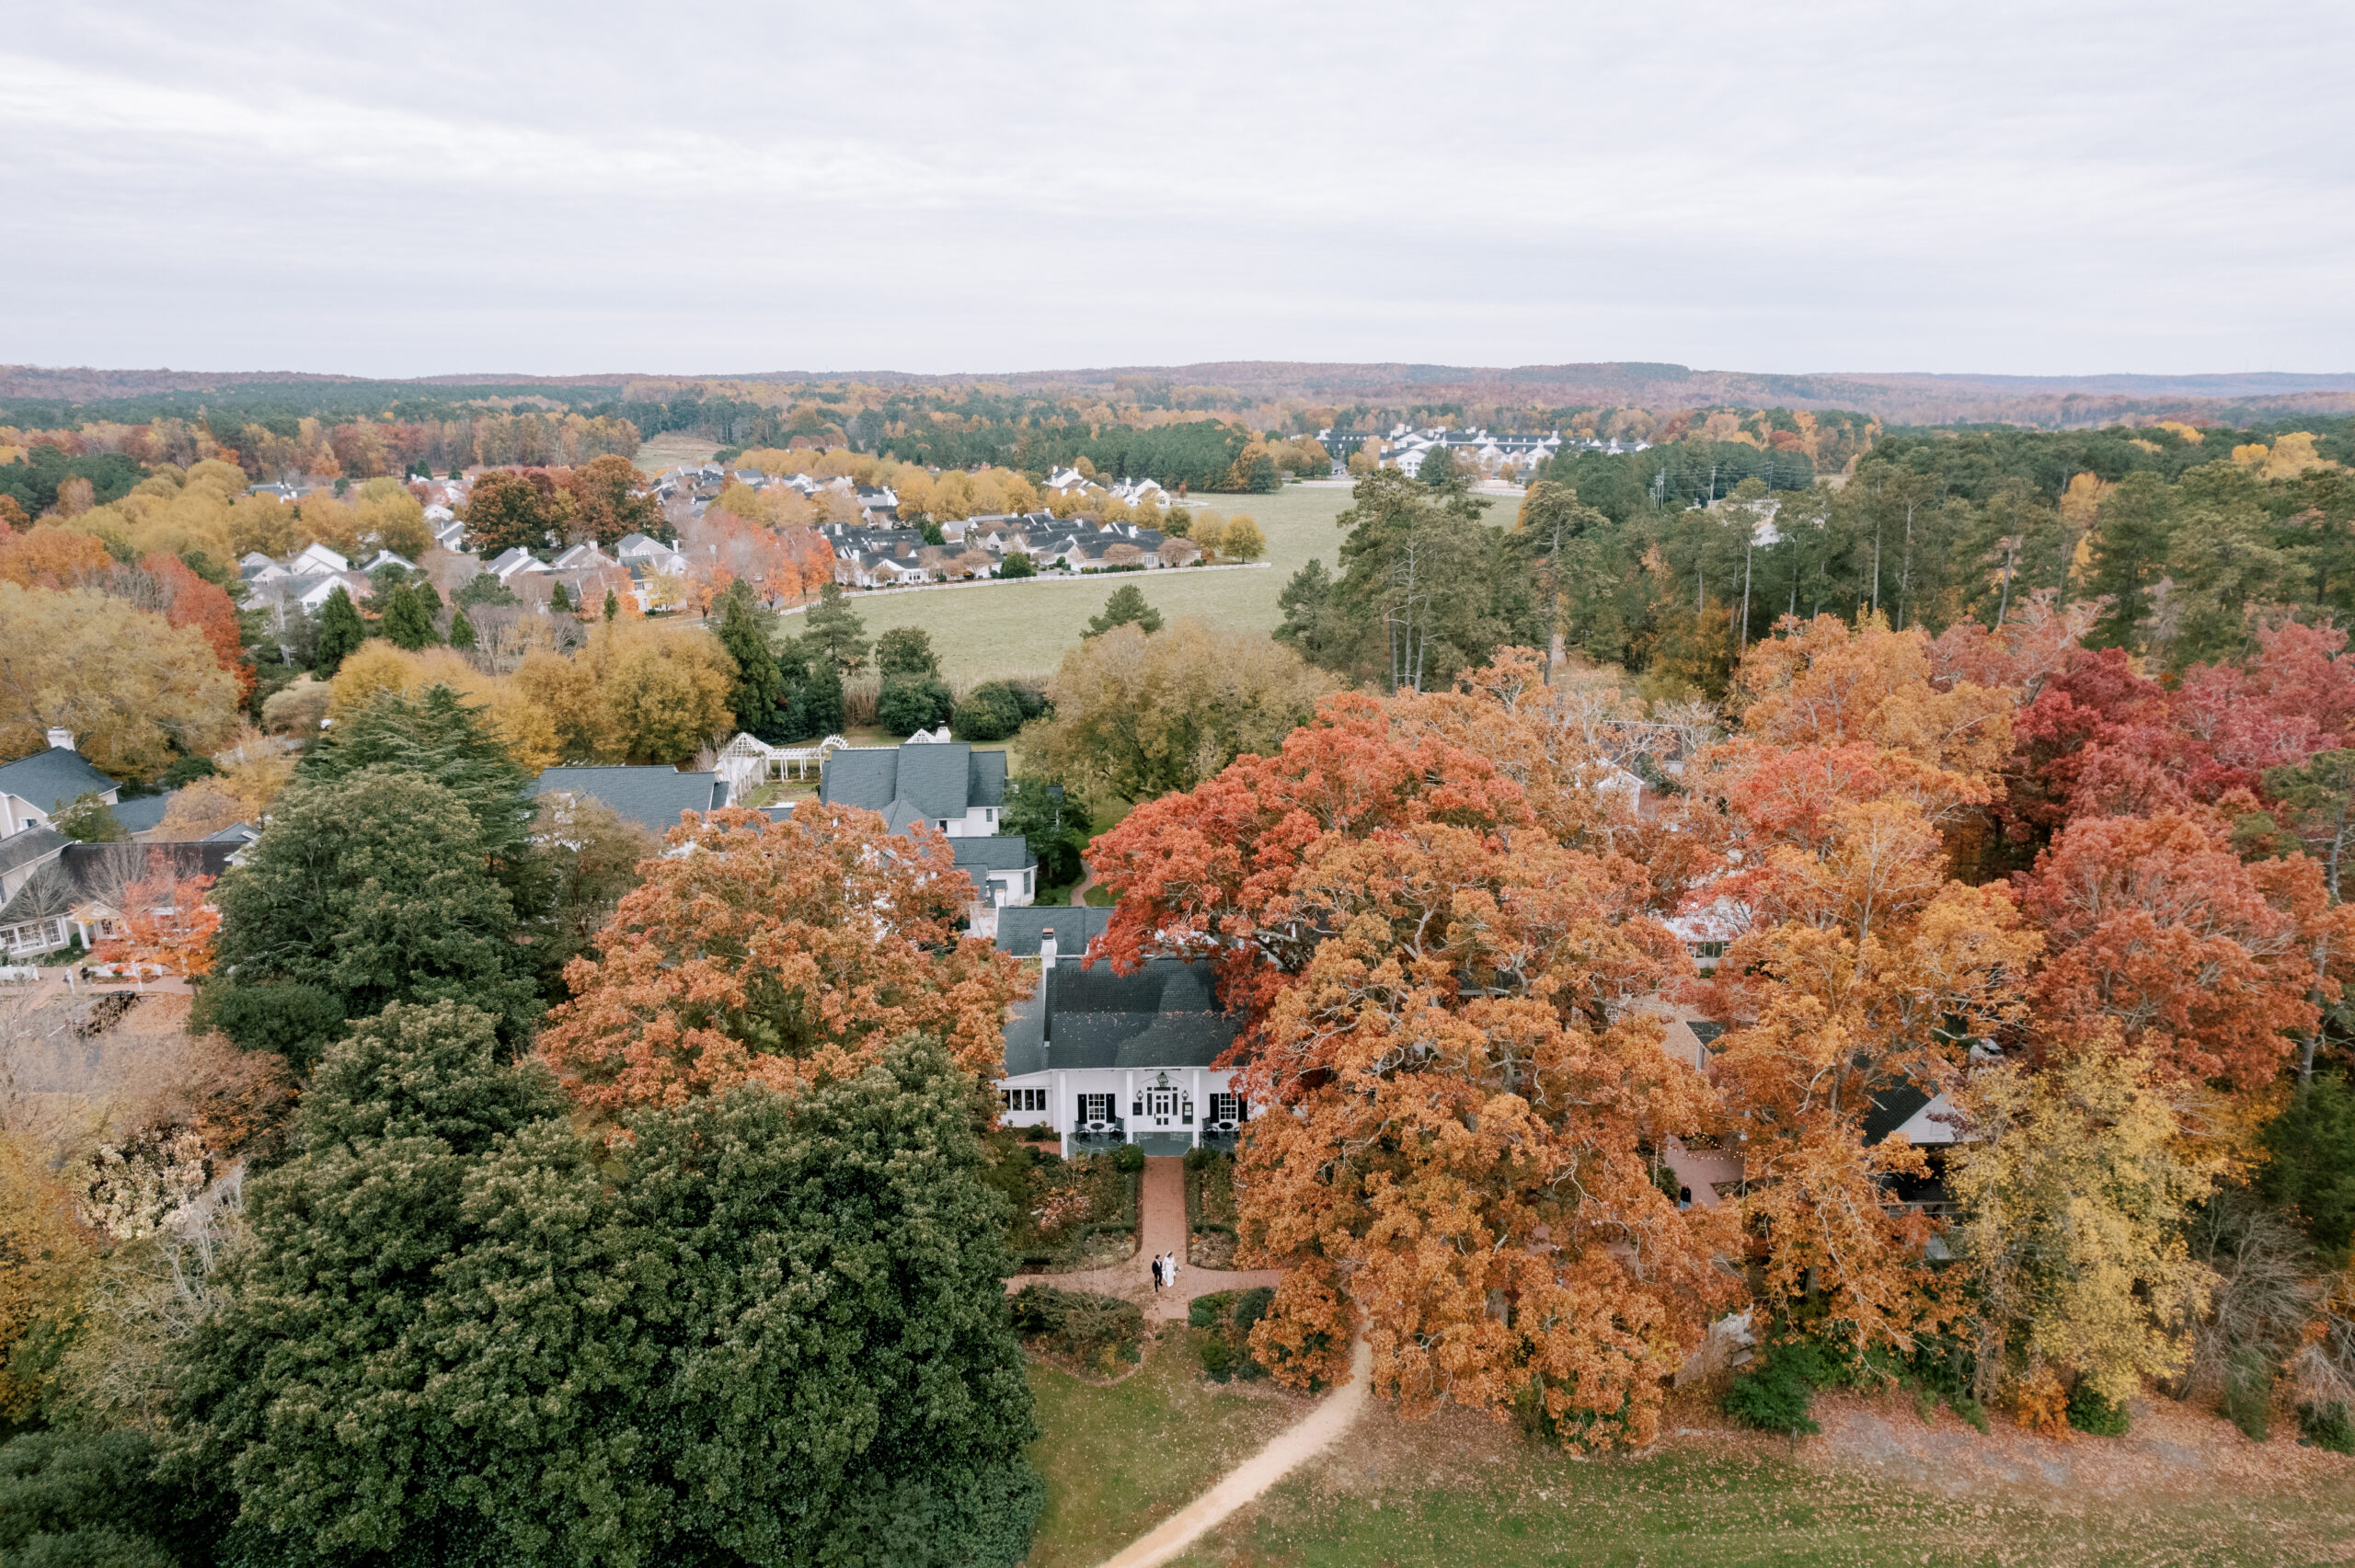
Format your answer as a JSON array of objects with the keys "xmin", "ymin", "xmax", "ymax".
[{"xmin": 6, "ymin": 2, "xmax": 2350, "ymax": 380}]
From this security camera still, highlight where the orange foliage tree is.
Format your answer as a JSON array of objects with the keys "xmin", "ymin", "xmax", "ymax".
[
  {"xmin": 537, "ymin": 804, "xmax": 1028, "ymax": 1116},
  {"xmin": 141, "ymin": 552, "xmax": 252, "ymax": 701},
  {"xmin": 91, "ymin": 871, "xmax": 221, "ymax": 979},
  {"xmin": 0, "ymin": 526, "xmax": 112, "ymax": 589},
  {"xmin": 1091, "ymin": 658, "xmax": 1738, "ymax": 1447},
  {"xmin": 1694, "ymin": 615, "xmax": 2039, "ymax": 1356}
]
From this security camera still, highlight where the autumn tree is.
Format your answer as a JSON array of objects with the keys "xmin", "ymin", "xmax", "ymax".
[
  {"xmin": 92, "ymin": 871, "xmax": 221, "ymax": 979},
  {"xmin": 1947, "ymin": 1041, "xmax": 2222, "ymax": 1416},
  {"xmin": 140, "ymin": 550, "xmax": 252, "ymax": 700},
  {"xmin": 2017, "ymin": 810, "xmax": 2318, "ymax": 1089},
  {"xmin": 537, "ymin": 804, "xmax": 1028, "ymax": 1117},
  {"xmin": 462, "ymin": 469, "xmax": 554, "ymax": 555},
  {"xmin": 0, "ymin": 526, "xmax": 111, "ymax": 589},
  {"xmin": 0, "ymin": 583, "xmax": 239, "ymax": 777},
  {"xmin": 562, "ymin": 453, "xmax": 658, "ymax": 545},
  {"xmin": 1088, "ymin": 666, "xmax": 1736, "ymax": 1445},
  {"xmin": 1033, "ymin": 620, "xmax": 1332, "ymax": 803}
]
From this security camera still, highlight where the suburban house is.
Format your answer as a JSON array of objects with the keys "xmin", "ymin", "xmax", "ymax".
[
  {"xmin": 991, "ymin": 908, "xmax": 1253, "ymax": 1156},
  {"xmin": 532, "ymin": 765, "xmax": 729, "ymax": 833},
  {"xmin": 0, "ymin": 841, "xmax": 240, "ymax": 958},
  {"xmin": 0, "ymin": 734, "xmax": 118, "ymax": 838},
  {"xmin": 818, "ymin": 735, "xmax": 1037, "ymax": 913}
]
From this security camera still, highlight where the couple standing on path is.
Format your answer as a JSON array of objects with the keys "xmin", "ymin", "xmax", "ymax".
[{"xmin": 1150, "ymin": 1249, "xmax": 1180, "ymax": 1293}]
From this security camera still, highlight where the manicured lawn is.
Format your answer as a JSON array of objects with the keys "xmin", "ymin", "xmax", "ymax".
[
  {"xmin": 833, "ymin": 485, "xmax": 1395, "ymax": 685},
  {"xmin": 1166, "ymin": 1404, "xmax": 2355, "ymax": 1568},
  {"xmin": 1023, "ymin": 1333, "xmax": 1307, "ymax": 1568}
]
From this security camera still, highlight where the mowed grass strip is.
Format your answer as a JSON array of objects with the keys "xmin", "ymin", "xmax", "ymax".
[
  {"xmin": 1023, "ymin": 1331, "xmax": 1305, "ymax": 1568},
  {"xmin": 1166, "ymin": 1409, "xmax": 2355, "ymax": 1568}
]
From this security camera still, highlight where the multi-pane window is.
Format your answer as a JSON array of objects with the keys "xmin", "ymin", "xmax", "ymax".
[
  {"xmin": 1210, "ymin": 1093, "xmax": 1242, "ymax": 1127},
  {"xmin": 999, "ymin": 1087, "xmax": 1046, "ymax": 1112},
  {"xmin": 1079, "ymin": 1093, "xmax": 1115, "ymax": 1125}
]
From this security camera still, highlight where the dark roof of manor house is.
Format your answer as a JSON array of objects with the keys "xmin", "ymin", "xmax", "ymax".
[
  {"xmin": 1001, "ymin": 956, "xmax": 1236, "ymax": 1077},
  {"xmin": 820, "ymin": 742, "xmax": 1006, "ymax": 820}
]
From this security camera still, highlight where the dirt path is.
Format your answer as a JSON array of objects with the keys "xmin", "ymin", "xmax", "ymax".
[
  {"xmin": 1094, "ymin": 1334, "xmax": 1372, "ymax": 1568},
  {"xmin": 1069, "ymin": 869, "xmax": 1096, "ymax": 906},
  {"xmin": 1009, "ymin": 1156, "xmax": 1280, "ymax": 1322}
]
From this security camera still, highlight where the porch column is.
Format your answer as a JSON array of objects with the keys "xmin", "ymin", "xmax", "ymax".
[
  {"xmin": 1055, "ymin": 1069, "xmax": 1069, "ymax": 1160},
  {"xmin": 1123, "ymin": 1069, "xmax": 1136, "ymax": 1144},
  {"xmin": 1189, "ymin": 1068, "xmax": 1203, "ymax": 1149}
]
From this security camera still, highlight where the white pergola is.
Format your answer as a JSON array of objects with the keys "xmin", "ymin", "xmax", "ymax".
[{"xmin": 715, "ymin": 731, "xmax": 849, "ymax": 803}]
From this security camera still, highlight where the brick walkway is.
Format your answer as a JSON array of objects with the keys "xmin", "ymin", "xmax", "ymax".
[{"xmin": 1007, "ymin": 1155, "xmax": 1281, "ymax": 1322}]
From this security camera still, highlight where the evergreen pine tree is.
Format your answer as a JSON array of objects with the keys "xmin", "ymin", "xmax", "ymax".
[
  {"xmin": 550, "ymin": 579, "xmax": 574, "ymax": 613},
  {"xmin": 381, "ymin": 584, "xmax": 439, "ymax": 649},
  {"xmin": 1084, "ymin": 583, "xmax": 1164, "ymax": 638},
  {"xmin": 718, "ymin": 585, "xmax": 789, "ymax": 740},
  {"xmin": 448, "ymin": 605, "xmax": 477, "ymax": 649},
  {"xmin": 314, "ymin": 584, "xmax": 365, "ymax": 674},
  {"xmin": 603, "ymin": 588, "xmax": 619, "ymax": 622}
]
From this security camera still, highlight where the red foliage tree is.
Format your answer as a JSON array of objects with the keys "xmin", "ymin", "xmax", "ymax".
[
  {"xmin": 2016, "ymin": 810, "xmax": 2319, "ymax": 1087},
  {"xmin": 141, "ymin": 553, "xmax": 251, "ymax": 701}
]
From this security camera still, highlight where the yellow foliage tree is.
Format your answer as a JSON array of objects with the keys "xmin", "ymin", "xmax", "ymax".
[
  {"xmin": 0, "ymin": 1134, "xmax": 90, "ymax": 1420},
  {"xmin": 0, "ymin": 584, "xmax": 239, "ymax": 776}
]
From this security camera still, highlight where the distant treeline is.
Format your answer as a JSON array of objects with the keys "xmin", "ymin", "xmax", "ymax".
[{"xmin": 1529, "ymin": 417, "xmax": 2355, "ymax": 687}]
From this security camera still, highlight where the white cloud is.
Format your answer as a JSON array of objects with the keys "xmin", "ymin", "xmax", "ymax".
[{"xmin": 3, "ymin": 0, "xmax": 2349, "ymax": 376}]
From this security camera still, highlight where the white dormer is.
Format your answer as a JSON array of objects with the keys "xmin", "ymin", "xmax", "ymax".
[{"xmin": 292, "ymin": 543, "xmax": 350, "ymax": 575}]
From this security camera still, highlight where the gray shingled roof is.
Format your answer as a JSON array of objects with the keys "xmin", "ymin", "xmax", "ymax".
[
  {"xmin": 0, "ymin": 750, "xmax": 116, "ymax": 815},
  {"xmin": 0, "ymin": 826, "xmax": 68, "ymax": 879},
  {"xmin": 1002, "ymin": 956, "xmax": 1236, "ymax": 1076},
  {"xmin": 820, "ymin": 741, "xmax": 1008, "ymax": 817},
  {"xmin": 533, "ymin": 766, "xmax": 727, "ymax": 832},
  {"xmin": 0, "ymin": 841, "xmax": 239, "ymax": 924},
  {"xmin": 995, "ymin": 904, "xmax": 1113, "ymax": 956},
  {"xmin": 111, "ymin": 794, "xmax": 174, "ymax": 835}
]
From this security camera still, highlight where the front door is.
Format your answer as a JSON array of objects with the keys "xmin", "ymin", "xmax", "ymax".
[{"xmin": 1149, "ymin": 1088, "xmax": 1176, "ymax": 1127}]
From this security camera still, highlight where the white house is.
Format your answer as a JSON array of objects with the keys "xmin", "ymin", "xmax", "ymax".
[
  {"xmin": 485, "ymin": 546, "xmax": 553, "ymax": 584},
  {"xmin": 992, "ymin": 910, "xmax": 1254, "ymax": 1155},
  {"xmin": 0, "ymin": 733, "xmax": 119, "ymax": 838},
  {"xmin": 819, "ymin": 737, "xmax": 1037, "ymax": 911},
  {"xmin": 291, "ymin": 542, "xmax": 351, "ymax": 576}
]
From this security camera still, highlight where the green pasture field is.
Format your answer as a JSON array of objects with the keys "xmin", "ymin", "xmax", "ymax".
[
  {"xmin": 1162, "ymin": 1399, "xmax": 2355, "ymax": 1568},
  {"xmin": 1022, "ymin": 1332, "xmax": 1306, "ymax": 1568},
  {"xmin": 821, "ymin": 483, "xmax": 1507, "ymax": 685}
]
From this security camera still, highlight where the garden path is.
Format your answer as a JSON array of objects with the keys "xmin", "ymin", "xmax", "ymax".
[
  {"xmin": 1006, "ymin": 1156, "xmax": 1281, "ymax": 1323},
  {"xmin": 1092, "ymin": 1334, "xmax": 1372, "ymax": 1568}
]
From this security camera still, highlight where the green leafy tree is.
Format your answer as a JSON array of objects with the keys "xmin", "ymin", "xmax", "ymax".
[
  {"xmin": 2258, "ymin": 1072, "xmax": 2355, "ymax": 1265},
  {"xmin": 164, "ymin": 1002, "xmax": 640, "ymax": 1567},
  {"xmin": 197, "ymin": 768, "xmax": 537, "ymax": 1070},
  {"xmin": 1000, "ymin": 773, "xmax": 1091, "ymax": 887},
  {"xmin": 378, "ymin": 584, "xmax": 439, "ymax": 650},
  {"xmin": 1273, "ymin": 557, "xmax": 1350, "ymax": 670},
  {"xmin": 953, "ymin": 681, "xmax": 1028, "ymax": 742},
  {"xmin": 313, "ymin": 585, "xmax": 365, "ymax": 676},
  {"xmin": 53, "ymin": 792, "xmax": 127, "ymax": 843},
  {"xmin": 168, "ymin": 1018, "xmax": 1040, "ymax": 1568},
  {"xmin": 1084, "ymin": 583, "xmax": 1163, "ymax": 638},
  {"xmin": 618, "ymin": 1037, "xmax": 1042, "ymax": 1568},
  {"xmin": 0, "ymin": 1425, "xmax": 218, "ymax": 1567},
  {"xmin": 877, "ymin": 626, "xmax": 941, "ymax": 681},
  {"xmin": 803, "ymin": 583, "xmax": 871, "ymax": 675},
  {"xmin": 453, "ymin": 572, "xmax": 517, "ymax": 609},
  {"xmin": 2085, "ymin": 471, "xmax": 2176, "ymax": 648},
  {"xmin": 878, "ymin": 676, "xmax": 955, "ymax": 736},
  {"xmin": 994, "ymin": 554, "xmax": 1035, "ymax": 579}
]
